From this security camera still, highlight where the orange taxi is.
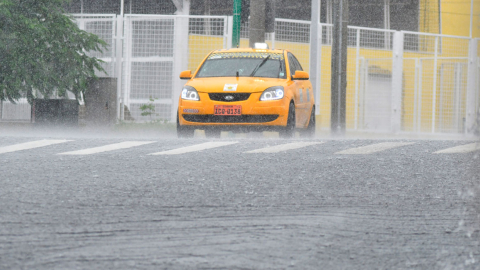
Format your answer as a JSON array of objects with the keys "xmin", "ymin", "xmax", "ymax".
[{"xmin": 177, "ymin": 44, "xmax": 315, "ymax": 138}]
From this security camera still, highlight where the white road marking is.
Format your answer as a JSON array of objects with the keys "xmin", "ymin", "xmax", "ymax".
[
  {"xmin": 0, "ymin": 140, "xmax": 72, "ymax": 154},
  {"xmin": 335, "ymin": 142, "xmax": 415, "ymax": 155},
  {"xmin": 245, "ymin": 142, "xmax": 323, "ymax": 153},
  {"xmin": 150, "ymin": 141, "xmax": 238, "ymax": 155},
  {"xmin": 58, "ymin": 141, "xmax": 155, "ymax": 155},
  {"xmin": 434, "ymin": 143, "xmax": 480, "ymax": 154}
]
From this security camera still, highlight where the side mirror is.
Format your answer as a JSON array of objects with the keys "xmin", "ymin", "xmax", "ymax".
[
  {"xmin": 292, "ymin": 70, "xmax": 309, "ymax": 80},
  {"xmin": 179, "ymin": 70, "xmax": 192, "ymax": 80}
]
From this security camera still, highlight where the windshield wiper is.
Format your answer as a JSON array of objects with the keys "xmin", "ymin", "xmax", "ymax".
[{"xmin": 249, "ymin": 55, "xmax": 271, "ymax": 77}]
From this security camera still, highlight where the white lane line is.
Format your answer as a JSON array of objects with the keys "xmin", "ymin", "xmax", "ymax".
[
  {"xmin": 149, "ymin": 141, "xmax": 238, "ymax": 155},
  {"xmin": 335, "ymin": 142, "xmax": 415, "ymax": 155},
  {"xmin": 245, "ymin": 142, "xmax": 323, "ymax": 154},
  {"xmin": 58, "ymin": 141, "xmax": 155, "ymax": 155},
  {"xmin": 0, "ymin": 140, "xmax": 72, "ymax": 154},
  {"xmin": 434, "ymin": 143, "xmax": 480, "ymax": 154}
]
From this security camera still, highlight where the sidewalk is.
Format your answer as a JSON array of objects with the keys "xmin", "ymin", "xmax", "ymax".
[
  {"xmin": 0, "ymin": 121, "xmax": 176, "ymax": 139},
  {"xmin": 1, "ymin": 121, "xmax": 477, "ymax": 141}
]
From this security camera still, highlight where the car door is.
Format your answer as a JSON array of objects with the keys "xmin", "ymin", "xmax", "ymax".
[
  {"xmin": 288, "ymin": 53, "xmax": 308, "ymax": 127},
  {"xmin": 287, "ymin": 53, "xmax": 301, "ymax": 127},
  {"xmin": 292, "ymin": 55, "xmax": 314, "ymax": 127}
]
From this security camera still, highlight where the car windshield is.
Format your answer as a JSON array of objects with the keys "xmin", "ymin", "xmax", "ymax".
[{"xmin": 195, "ymin": 52, "xmax": 286, "ymax": 79}]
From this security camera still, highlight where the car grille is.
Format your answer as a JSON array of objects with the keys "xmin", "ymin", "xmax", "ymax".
[
  {"xmin": 208, "ymin": 93, "xmax": 251, "ymax": 102},
  {"xmin": 183, "ymin": 114, "xmax": 279, "ymax": 123}
]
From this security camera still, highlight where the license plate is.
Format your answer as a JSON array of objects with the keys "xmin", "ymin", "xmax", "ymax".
[{"xmin": 214, "ymin": 105, "xmax": 241, "ymax": 116}]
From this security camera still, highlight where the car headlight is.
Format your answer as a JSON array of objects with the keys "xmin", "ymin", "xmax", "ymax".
[
  {"xmin": 260, "ymin": 86, "xmax": 284, "ymax": 101},
  {"xmin": 181, "ymin": 86, "xmax": 200, "ymax": 101}
]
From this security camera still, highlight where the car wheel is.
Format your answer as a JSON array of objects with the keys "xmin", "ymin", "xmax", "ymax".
[
  {"xmin": 301, "ymin": 106, "xmax": 315, "ymax": 138},
  {"xmin": 205, "ymin": 128, "xmax": 221, "ymax": 138},
  {"xmin": 279, "ymin": 102, "xmax": 295, "ymax": 138},
  {"xmin": 177, "ymin": 112, "xmax": 194, "ymax": 138}
]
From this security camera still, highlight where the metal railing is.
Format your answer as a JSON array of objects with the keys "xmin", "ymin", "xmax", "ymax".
[{"xmin": 2, "ymin": 15, "xmax": 478, "ymax": 136}]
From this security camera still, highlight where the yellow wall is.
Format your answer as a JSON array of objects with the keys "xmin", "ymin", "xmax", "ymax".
[
  {"xmin": 188, "ymin": 35, "xmax": 225, "ymax": 72},
  {"xmin": 419, "ymin": 0, "xmax": 479, "ymax": 38},
  {"xmin": 441, "ymin": 0, "xmax": 480, "ymax": 38},
  {"xmin": 187, "ymin": 32, "xmax": 472, "ymax": 132}
]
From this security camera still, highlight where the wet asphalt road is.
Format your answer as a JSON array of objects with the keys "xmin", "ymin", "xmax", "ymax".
[{"xmin": 0, "ymin": 133, "xmax": 479, "ymax": 269}]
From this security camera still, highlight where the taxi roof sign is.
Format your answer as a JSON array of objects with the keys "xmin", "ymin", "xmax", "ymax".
[{"xmin": 254, "ymin": 43, "xmax": 269, "ymax": 50}]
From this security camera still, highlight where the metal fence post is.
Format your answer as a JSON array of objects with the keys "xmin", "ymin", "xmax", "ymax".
[
  {"xmin": 316, "ymin": 23, "xmax": 322, "ymax": 116},
  {"xmin": 354, "ymin": 28, "xmax": 360, "ymax": 130},
  {"xmin": 309, "ymin": 0, "xmax": 321, "ymax": 117},
  {"xmin": 391, "ymin": 31, "xmax": 404, "ymax": 133},
  {"xmin": 227, "ymin": 16, "xmax": 234, "ymax": 48},
  {"xmin": 466, "ymin": 38, "xmax": 478, "ymax": 133},
  {"xmin": 115, "ymin": 15, "xmax": 124, "ymax": 121},
  {"xmin": 172, "ymin": 15, "xmax": 191, "ymax": 122},
  {"xmin": 122, "ymin": 16, "xmax": 131, "ymax": 122},
  {"xmin": 431, "ymin": 36, "xmax": 439, "ymax": 133}
]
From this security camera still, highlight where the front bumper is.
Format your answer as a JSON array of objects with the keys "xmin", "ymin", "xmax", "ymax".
[{"xmin": 178, "ymin": 92, "xmax": 289, "ymax": 128}]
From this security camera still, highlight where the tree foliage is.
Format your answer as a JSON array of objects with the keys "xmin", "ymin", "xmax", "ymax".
[{"xmin": 0, "ymin": 0, "xmax": 106, "ymax": 103}]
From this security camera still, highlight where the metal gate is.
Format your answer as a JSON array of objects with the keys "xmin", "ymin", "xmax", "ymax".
[
  {"xmin": 74, "ymin": 14, "xmax": 117, "ymax": 78},
  {"xmin": 2, "ymin": 15, "xmax": 477, "ymax": 136},
  {"xmin": 122, "ymin": 15, "xmax": 228, "ymax": 122},
  {"xmin": 402, "ymin": 32, "xmax": 471, "ymax": 134}
]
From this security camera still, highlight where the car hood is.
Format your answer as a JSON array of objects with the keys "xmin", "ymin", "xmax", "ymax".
[{"xmin": 186, "ymin": 77, "xmax": 286, "ymax": 93}]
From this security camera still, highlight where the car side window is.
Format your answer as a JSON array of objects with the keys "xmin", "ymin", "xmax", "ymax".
[
  {"xmin": 288, "ymin": 53, "xmax": 297, "ymax": 77},
  {"xmin": 291, "ymin": 55, "xmax": 303, "ymax": 72}
]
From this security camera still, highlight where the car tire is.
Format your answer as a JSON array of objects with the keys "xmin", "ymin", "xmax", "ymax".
[
  {"xmin": 301, "ymin": 106, "xmax": 315, "ymax": 138},
  {"xmin": 279, "ymin": 102, "xmax": 295, "ymax": 138},
  {"xmin": 177, "ymin": 112, "xmax": 194, "ymax": 138},
  {"xmin": 205, "ymin": 128, "xmax": 221, "ymax": 138}
]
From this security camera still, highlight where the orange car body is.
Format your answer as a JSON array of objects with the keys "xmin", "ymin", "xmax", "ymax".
[{"xmin": 177, "ymin": 47, "xmax": 315, "ymax": 136}]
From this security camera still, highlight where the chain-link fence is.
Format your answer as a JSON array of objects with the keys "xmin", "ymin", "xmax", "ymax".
[
  {"xmin": 402, "ymin": 32, "xmax": 470, "ymax": 133},
  {"xmin": 187, "ymin": 16, "xmax": 228, "ymax": 72},
  {"xmin": 316, "ymin": 24, "xmax": 396, "ymax": 131},
  {"xmin": 1, "ymin": 14, "xmax": 477, "ymax": 136},
  {"xmin": 122, "ymin": 15, "xmax": 228, "ymax": 122},
  {"xmin": 274, "ymin": 19, "xmax": 311, "ymax": 73},
  {"xmin": 348, "ymin": 27, "xmax": 395, "ymax": 132},
  {"xmin": 315, "ymin": 24, "xmax": 474, "ymax": 134},
  {"xmin": 74, "ymin": 14, "xmax": 117, "ymax": 78},
  {"xmin": 122, "ymin": 15, "xmax": 176, "ymax": 122},
  {"xmin": 240, "ymin": 19, "xmax": 310, "ymax": 69}
]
